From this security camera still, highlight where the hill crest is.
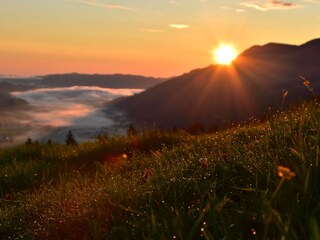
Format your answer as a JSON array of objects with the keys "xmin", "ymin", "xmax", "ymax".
[{"xmin": 110, "ymin": 38, "xmax": 320, "ymax": 129}]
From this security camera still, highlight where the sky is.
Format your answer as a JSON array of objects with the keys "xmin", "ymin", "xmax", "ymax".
[{"xmin": 0, "ymin": 0, "xmax": 319, "ymax": 77}]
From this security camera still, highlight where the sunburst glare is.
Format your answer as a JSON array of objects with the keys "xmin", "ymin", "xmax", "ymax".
[{"xmin": 213, "ymin": 44, "xmax": 238, "ymax": 65}]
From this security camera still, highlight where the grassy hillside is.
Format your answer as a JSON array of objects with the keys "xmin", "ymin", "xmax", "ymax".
[{"xmin": 0, "ymin": 100, "xmax": 319, "ymax": 239}]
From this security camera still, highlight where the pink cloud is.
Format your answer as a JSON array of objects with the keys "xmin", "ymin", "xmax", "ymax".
[
  {"xmin": 66, "ymin": 0, "xmax": 138, "ymax": 11},
  {"xmin": 241, "ymin": 0, "xmax": 301, "ymax": 11}
]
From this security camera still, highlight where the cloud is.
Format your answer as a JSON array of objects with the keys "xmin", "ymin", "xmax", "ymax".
[
  {"xmin": 169, "ymin": 24, "xmax": 190, "ymax": 29},
  {"xmin": 240, "ymin": 0, "xmax": 301, "ymax": 11},
  {"xmin": 66, "ymin": 0, "xmax": 138, "ymax": 11},
  {"xmin": 8, "ymin": 86, "xmax": 144, "ymax": 143},
  {"xmin": 13, "ymin": 86, "xmax": 143, "ymax": 127}
]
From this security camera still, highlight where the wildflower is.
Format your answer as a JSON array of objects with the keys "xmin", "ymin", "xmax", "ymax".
[
  {"xmin": 199, "ymin": 158, "xmax": 209, "ymax": 171},
  {"xmin": 277, "ymin": 165, "xmax": 295, "ymax": 180},
  {"xmin": 299, "ymin": 75, "xmax": 311, "ymax": 87},
  {"xmin": 143, "ymin": 168, "xmax": 154, "ymax": 179},
  {"xmin": 303, "ymin": 80, "xmax": 310, "ymax": 86},
  {"xmin": 122, "ymin": 154, "xmax": 128, "ymax": 159},
  {"xmin": 3, "ymin": 193, "xmax": 12, "ymax": 202},
  {"xmin": 221, "ymin": 153, "xmax": 228, "ymax": 160}
]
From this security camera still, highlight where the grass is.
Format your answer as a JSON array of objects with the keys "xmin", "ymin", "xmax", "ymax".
[{"xmin": 0, "ymin": 100, "xmax": 319, "ymax": 239}]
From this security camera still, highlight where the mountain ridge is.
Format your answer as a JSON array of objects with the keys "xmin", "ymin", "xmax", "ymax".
[
  {"xmin": 110, "ymin": 38, "xmax": 320, "ymax": 129},
  {"xmin": 0, "ymin": 73, "xmax": 167, "ymax": 89}
]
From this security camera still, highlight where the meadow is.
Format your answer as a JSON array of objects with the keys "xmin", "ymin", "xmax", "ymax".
[{"xmin": 0, "ymin": 99, "xmax": 319, "ymax": 239}]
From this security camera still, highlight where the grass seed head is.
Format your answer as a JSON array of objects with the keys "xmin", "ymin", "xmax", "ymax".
[{"xmin": 199, "ymin": 158, "xmax": 209, "ymax": 171}]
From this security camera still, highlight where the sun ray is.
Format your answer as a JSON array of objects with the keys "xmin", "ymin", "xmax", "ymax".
[{"xmin": 213, "ymin": 44, "xmax": 238, "ymax": 65}]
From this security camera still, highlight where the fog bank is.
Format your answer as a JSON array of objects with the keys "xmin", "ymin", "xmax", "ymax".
[{"xmin": 0, "ymin": 86, "xmax": 143, "ymax": 146}]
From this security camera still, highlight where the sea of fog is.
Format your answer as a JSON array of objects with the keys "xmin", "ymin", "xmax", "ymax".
[{"xmin": 5, "ymin": 86, "xmax": 143, "ymax": 145}]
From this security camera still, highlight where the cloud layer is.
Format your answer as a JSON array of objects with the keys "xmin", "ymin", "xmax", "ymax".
[
  {"xmin": 241, "ymin": 0, "xmax": 301, "ymax": 11},
  {"xmin": 11, "ymin": 86, "xmax": 143, "ymax": 142},
  {"xmin": 66, "ymin": 0, "xmax": 138, "ymax": 11},
  {"xmin": 169, "ymin": 24, "xmax": 190, "ymax": 29}
]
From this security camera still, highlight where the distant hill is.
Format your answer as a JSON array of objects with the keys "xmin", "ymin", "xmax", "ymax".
[
  {"xmin": 0, "ymin": 90, "xmax": 29, "ymax": 110},
  {"xmin": 110, "ymin": 38, "xmax": 320, "ymax": 129},
  {"xmin": 0, "ymin": 73, "xmax": 166, "ymax": 89},
  {"xmin": 39, "ymin": 73, "xmax": 166, "ymax": 89},
  {"xmin": 0, "ymin": 82, "xmax": 30, "ymax": 110},
  {"xmin": 0, "ymin": 82, "xmax": 34, "ymax": 92}
]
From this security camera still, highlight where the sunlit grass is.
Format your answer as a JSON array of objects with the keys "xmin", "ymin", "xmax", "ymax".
[{"xmin": 0, "ymin": 100, "xmax": 319, "ymax": 239}]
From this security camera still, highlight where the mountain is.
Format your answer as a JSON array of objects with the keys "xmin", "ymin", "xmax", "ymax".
[
  {"xmin": 40, "ymin": 73, "xmax": 165, "ymax": 89},
  {"xmin": 39, "ymin": 73, "xmax": 166, "ymax": 89},
  {"xmin": 0, "ymin": 82, "xmax": 31, "ymax": 110},
  {"xmin": 110, "ymin": 38, "xmax": 320, "ymax": 129},
  {"xmin": 0, "ymin": 82, "xmax": 35, "ymax": 92},
  {"xmin": 0, "ymin": 73, "xmax": 166, "ymax": 89},
  {"xmin": 0, "ymin": 90, "xmax": 29, "ymax": 110}
]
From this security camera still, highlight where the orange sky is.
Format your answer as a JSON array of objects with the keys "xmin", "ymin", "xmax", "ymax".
[{"xmin": 0, "ymin": 0, "xmax": 319, "ymax": 77}]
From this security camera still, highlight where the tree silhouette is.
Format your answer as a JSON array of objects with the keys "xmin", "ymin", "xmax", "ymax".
[
  {"xmin": 65, "ymin": 131, "xmax": 77, "ymax": 146},
  {"xmin": 25, "ymin": 137, "xmax": 33, "ymax": 145}
]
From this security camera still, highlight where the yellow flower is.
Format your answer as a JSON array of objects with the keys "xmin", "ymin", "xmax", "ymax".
[
  {"xmin": 303, "ymin": 81, "xmax": 310, "ymax": 86},
  {"xmin": 3, "ymin": 193, "xmax": 12, "ymax": 202},
  {"xmin": 277, "ymin": 165, "xmax": 295, "ymax": 180}
]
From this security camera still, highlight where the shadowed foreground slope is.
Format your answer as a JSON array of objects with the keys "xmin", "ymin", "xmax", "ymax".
[{"xmin": 0, "ymin": 100, "xmax": 319, "ymax": 239}]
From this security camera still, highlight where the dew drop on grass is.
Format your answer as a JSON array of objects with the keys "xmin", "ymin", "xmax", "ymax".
[{"xmin": 228, "ymin": 224, "xmax": 236, "ymax": 229}]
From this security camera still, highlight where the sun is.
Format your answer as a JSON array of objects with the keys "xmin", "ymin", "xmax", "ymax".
[{"xmin": 213, "ymin": 44, "xmax": 237, "ymax": 65}]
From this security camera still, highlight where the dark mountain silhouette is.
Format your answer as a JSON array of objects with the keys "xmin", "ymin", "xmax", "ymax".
[
  {"xmin": 0, "ymin": 90, "xmax": 29, "ymax": 110},
  {"xmin": 0, "ymin": 82, "xmax": 34, "ymax": 92},
  {"xmin": 0, "ymin": 82, "xmax": 31, "ymax": 110},
  {"xmin": 110, "ymin": 38, "xmax": 320, "ymax": 129},
  {"xmin": 0, "ymin": 74, "xmax": 166, "ymax": 89},
  {"xmin": 39, "ymin": 73, "xmax": 165, "ymax": 89}
]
